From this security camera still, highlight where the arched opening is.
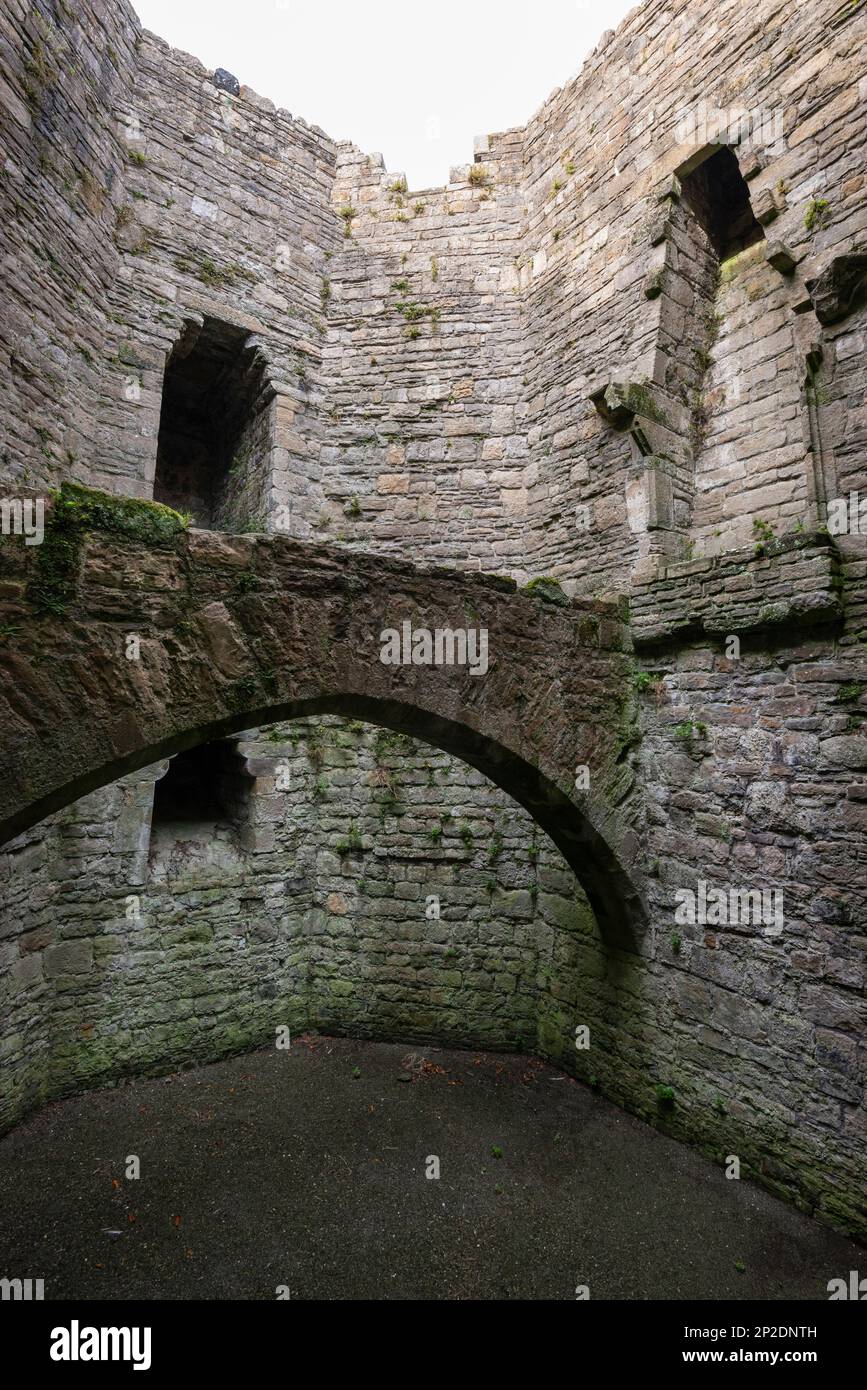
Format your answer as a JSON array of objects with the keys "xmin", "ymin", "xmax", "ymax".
[
  {"xmin": 0, "ymin": 692, "xmax": 644, "ymax": 950},
  {"xmin": 153, "ymin": 317, "xmax": 271, "ymax": 530},
  {"xmin": 0, "ymin": 711, "xmax": 647, "ymax": 1154}
]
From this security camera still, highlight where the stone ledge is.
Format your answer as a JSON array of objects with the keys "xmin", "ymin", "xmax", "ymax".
[{"xmin": 630, "ymin": 535, "xmax": 843, "ymax": 646}]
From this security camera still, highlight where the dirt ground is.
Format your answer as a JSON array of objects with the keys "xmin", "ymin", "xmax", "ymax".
[{"xmin": 0, "ymin": 1036, "xmax": 860, "ymax": 1300}]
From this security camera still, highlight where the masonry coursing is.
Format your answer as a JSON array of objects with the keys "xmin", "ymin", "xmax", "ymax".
[{"xmin": 0, "ymin": 0, "xmax": 865, "ymax": 1240}]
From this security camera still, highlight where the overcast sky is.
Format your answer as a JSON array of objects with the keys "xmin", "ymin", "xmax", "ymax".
[{"xmin": 132, "ymin": 0, "xmax": 637, "ymax": 190}]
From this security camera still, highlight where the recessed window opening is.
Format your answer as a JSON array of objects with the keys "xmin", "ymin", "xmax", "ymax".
[
  {"xmin": 681, "ymin": 147, "xmax": 764, "ymax": 262},
  {"xmin": 153, "ymin": 317, "xmax": 270, "ymax": 529},
  {"xmin": 149, "ymin": 740, "xmax": 253, "ymax": 848}
]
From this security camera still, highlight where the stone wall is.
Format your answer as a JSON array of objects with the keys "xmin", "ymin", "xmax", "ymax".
[
  {"xmin": 515, "ymin": 0, "xmax": 866, "ymax": 582},
  {"xmin": 0, "ymin": 0, "xmax": 865, "ymax": 1244},
  {"xmin": 4, "ymin": 597, "xmax": 864, "ymax": 1239},
  {"xmin": 0, "ymin": 719, "xmax": 593, "ymax": 1131},
  {"xmin": 5, "ymin": 0, "xmax": 865, "ymax": 580},
  {"xmin": 0, "ymin": 0, "xmax": 136, "ymax": 493}
]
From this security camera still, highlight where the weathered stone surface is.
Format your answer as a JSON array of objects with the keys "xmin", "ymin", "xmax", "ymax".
[
  {"xmin": 0, "ymin": 499, "xmax": 643, "ymax": 944},
  {"xmin": 212, "ymin": 68, "xmax": 240, "ymax": 96},
  {"xmin": 0, "ymin": 0, "xmax": 865, "ymax": 1248}
]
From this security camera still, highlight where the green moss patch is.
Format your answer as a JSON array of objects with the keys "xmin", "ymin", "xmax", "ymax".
[
  {"xmin": 28, "ymin": 482, "xmax": 190, "ymax": 617},
  {"xmin": 523, "ymin": 576, "xmax": 570, "ymax": 606}
]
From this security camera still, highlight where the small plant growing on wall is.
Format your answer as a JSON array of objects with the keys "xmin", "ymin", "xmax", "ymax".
[
  {"xmin": 674, "ymin": 719, "xmax": 708, "ymax": 741},
  {"xmin": 804, "ymin": 197, "xmax": 830, "ymax": 234},
  {"xmin": 634, "ymin": 671, "xmax": 661, "ymax": 694},
  {"xmin": 234, "ymin": 571, "xmax": 261, "ymax": 594},
  {"xmin": 835, "ymin": 682, "xmax": 862, "ymax": 705},
  {"xmin": 336, "ymin": 823, "xmax": 363, "ymax": 855},
  {"xmin": 488, "ymin": 831, "xmax": 503, "ymax": 864},
  {"xmin": 752, "ymin": 516, "xmax": 778, "ymax": 555}
]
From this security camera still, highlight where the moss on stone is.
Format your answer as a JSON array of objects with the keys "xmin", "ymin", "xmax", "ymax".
[
  {"xmin": 28, "ymin": 482, "xmax": 190, "ymax": 617},
  {"xmin": 523, "ymin": 576, "xmax": 569, "ymax": 606}
]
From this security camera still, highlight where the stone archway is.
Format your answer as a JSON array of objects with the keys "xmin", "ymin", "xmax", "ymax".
[{"xmin": 0, "ymin": 485, "xmax": 646, "ymax": 946}]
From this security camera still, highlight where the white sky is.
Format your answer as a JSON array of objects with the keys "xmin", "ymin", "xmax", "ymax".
[{"xmin": 131, "ymin": 0, "xmax": 638, "ymax": 190}]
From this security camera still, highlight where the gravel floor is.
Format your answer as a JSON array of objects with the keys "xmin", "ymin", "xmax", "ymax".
[{"xmin": 0, "ymin": 1036, "xmax": 860, "ymax": 1301}]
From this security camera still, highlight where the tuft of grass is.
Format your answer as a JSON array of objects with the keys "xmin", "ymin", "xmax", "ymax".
[
  {"xmin": 336, "ymin": 822, "xmax": 364, "ymax": 855},
  {"xmin": 752, "ymin": 516, "xmax": 778, "ymax": 555}
]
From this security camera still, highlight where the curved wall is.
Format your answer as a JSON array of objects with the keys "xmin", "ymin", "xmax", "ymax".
[{"xmin": 0, "ymin": 0, "xmax": 865, "ymax": 1241}]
